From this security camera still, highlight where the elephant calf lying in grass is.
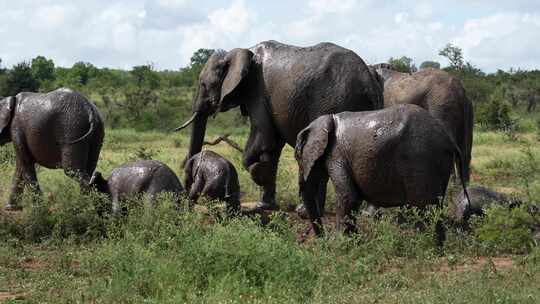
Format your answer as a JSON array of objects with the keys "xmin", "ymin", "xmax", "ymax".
[
  {"xmin": 90, "ymin": 160, "xmax": 184, "ymax": 215},
  {"xmin": 184, "ymin": 150, "xmax": 241, "ymax": 214},
  {"xmin": 452, "ymin": 186, "xmax": 522, "ymax": 226},
  {"xmin": 295, "ymin": 104, "xmax": 469, "ymax": 245}
]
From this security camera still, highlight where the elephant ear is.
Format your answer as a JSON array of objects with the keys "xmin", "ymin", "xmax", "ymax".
[
  {"xmin": 295, "ymin": 115, "xmax": 335, "ymax": 182},
  {"xmin": 219, "ymin": 48, "xmax": 254, "ymax": 111},
  {"xmin": 0, "ymin": 97, "xmax": 15, "ymax": 135}
]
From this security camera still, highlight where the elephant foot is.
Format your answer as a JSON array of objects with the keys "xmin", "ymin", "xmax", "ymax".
[
  {"xmin": 4, "ymin": 203, "xmax": 22, "ymax": 212},
  {"xmin": 295, "ymin": 204, "xmax": 309, "ymax": 219},
  {"xmin": 248, "ymin": 201, "xmax": 279, "ymax": 213}
]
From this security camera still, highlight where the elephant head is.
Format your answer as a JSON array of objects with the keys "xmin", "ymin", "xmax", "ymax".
[
  {"xmin": 174, "ymin": 48, "xmax": 254, "ymax": 164},
  {"xmin": 89, "ymin": 171, "xmax": 110, "ymax": 196},
  {"xmin": 0, "ymin": 96, "xmax": 16, "ymax": 145}
]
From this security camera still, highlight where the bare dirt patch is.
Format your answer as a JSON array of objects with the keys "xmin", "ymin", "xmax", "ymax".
[
  {"xmin": 438, "ymin": 257, "xmax": 514, "ymax": 273},
  {"xmin": 0, "ymin": 291, "xmax": 27, "ymax": 301}
]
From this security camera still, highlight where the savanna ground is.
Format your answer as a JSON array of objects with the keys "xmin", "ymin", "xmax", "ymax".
[{"xmin": 1, "ymin": 111, "xmax": 540, "ymax": 303}]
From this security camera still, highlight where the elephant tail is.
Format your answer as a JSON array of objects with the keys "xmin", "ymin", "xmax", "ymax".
[
  {"xmin": 452, "ymin": 143, "xmax": 471, "ymax": 208},
  {"xmin": 461, "ymin": 95, "xmax": 474, "ymax": 184},
  {"xmin": 59, "ymin": 104, "xmax": 99, "ymax": 145}
]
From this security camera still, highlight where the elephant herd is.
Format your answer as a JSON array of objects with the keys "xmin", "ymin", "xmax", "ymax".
[{"xmin": 2, "ymin": 39, "xmax": 515, "ymax": 243}]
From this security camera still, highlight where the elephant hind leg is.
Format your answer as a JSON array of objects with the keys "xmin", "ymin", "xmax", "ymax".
[
  {"xmin": 329, "ymin": 163, "xmax": 362, "ymax": 235},
  {"xmin": 300, "ymin": 163, "xmax": 329, "ymax": 236},
  {"xmin": 61, "ymin": 144, "xmax": 90, "ymax": 192},
  {"xmin": 6, "ymin": 141, "xmax": 40, "ymax": 210}
]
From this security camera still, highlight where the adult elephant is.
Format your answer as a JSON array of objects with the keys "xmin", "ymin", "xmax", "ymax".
[
  {"xmin": 0, "ymin": 88, "xmax": 104, "ymax": 211},
  {"xmin": 174, "ymin": 40, "xmax": 383, "ymax": 211},
  {"xmin": 371, "ymin": 64, "xmax": 473, "ymax": 183}
]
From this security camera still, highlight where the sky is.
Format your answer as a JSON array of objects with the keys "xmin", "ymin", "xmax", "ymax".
[{"xmin": 1, "ymin": 0, "xmax": 539, "ymax": 72}]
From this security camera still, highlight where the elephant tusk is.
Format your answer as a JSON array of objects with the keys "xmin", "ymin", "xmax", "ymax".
[{"xmin": 172, "ymin": 112, "xmax": 198, "ymax": 132}]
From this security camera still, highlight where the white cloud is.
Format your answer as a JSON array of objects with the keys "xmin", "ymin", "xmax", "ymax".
[
  {"xmin": 453, "ymin": 12, "xmax": 540, "ymax": 70},
  {"xmin": 0, "ymin": 0, "xmax": 539, "ymax": 72}
]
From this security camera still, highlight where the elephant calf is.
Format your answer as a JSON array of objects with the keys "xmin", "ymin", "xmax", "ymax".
[
  {"xmin": 296, "ymin": 104, "xmax": 469, "ymax": 243},
  {"xmin": 184, "ymin": 151, "xmax": 241, "ymax": 213},
  {"xmin": 0, "ymin": 88, "xmax": 104, "ymax": 211},
  {"xmin": 453, "ymin": 186, "xmax": 521, "ymax": 226},
  {"xmin": 90, "ymin": 160, "xmax": 184, "ymax": 215}
]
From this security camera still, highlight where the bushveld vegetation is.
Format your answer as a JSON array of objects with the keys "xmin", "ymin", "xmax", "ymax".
[{"xmin": 0, "ymin": 45, "xmax": 540, "ymax": 303}]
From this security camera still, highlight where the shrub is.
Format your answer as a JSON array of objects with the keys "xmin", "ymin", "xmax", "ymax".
[
  {"xmin": 474, "ymin": 205, "xmax": 537, "ymax": 254},
  {"xmin": 0, "ymin": 145, "xmax": 15, "ymax": 165},
  {"xmin": 476, "ymin": 90, "xmax": 516, "ymax": 131}
]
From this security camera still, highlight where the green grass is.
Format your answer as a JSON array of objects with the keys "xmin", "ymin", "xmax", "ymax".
[{"xmin": 0, "ymin": 125, "xmax": 539, "ymax": 303}]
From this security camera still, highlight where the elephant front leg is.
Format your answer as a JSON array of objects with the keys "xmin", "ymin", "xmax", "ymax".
[
  {"xmin": 6, "ymin": 159, "xmax": 40, "ymax": 211},
  {"xmin": 246, "ymin": 149, "xmax": 283, "ymax": 211}
]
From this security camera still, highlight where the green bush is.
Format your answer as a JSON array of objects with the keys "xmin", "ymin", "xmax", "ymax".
[
  {"xmin": 0, "ymin": 145, "xmax": 15, "ymax": 164},
  {"xmin": 474, "ymin": 205, "xmax": 537, "ymax": 254},
  {"xmin": 476, "ymin": 90, "xmax": 516, "ymax": 131}
]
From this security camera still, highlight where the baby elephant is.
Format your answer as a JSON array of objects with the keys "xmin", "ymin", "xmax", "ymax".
[
  {"xmin": 90, "ymin": 160, "xmax": 184, "ymax": 215},
  {"xmin": 296, "ymin": 104, "xmax": 469, "ymax": 241},
  {"xmin": 453, "ymin": 186, "xmax": 521, "ymax": 226},
  {"xmin": 184, "ymin": 151, "xmax": 241, "ymax": 213}
]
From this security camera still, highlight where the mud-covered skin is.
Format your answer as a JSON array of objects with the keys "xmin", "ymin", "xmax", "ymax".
[
  {"xmin": 90, "ymin": 160, "xmax": 184, "ymax": 215},
  {"xmin": 296, "ymin": 104, "xmax": 468, "ymax": 239},
  {"xmin": 178, "ymin": 40, "xmax": 383, "ymax": 210},
  {"xmin": 184, "ymin": 151, "xmax": 240, "ymax": 213},
  {"xmin": 371, "ymin": 64, "xmax": 473, "ymax": 183},
  {"xmin": 0, "ymin": 88, "xmax": 104, "ymax": 210},
  {"xmin": 453, "ymin": 186, "xmax": 520, "ymax": 224}
]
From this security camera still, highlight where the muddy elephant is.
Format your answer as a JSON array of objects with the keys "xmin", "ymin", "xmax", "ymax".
[
  {"xmin": 452, "ymin": 186, "xmax": 521, "ymax": 226},
  {"xmin": 371, "ymin": 64, "xmax": 473, "ymax": 183},
  {"xmin": 184, "ymin": 150, "xmax": 240, "ymax": 213},
  {"xmin": 0, "ymin": 88, "xmax": 104, "ymax": 211},
  {"xmin": 295, "ymin": 104, "xmax": 469, "ymax": 244},
  {"xmin": 90, "ymin": 160, "xmax": 184, "ymax": 215},
  {"xmin": 174, "ymin": 40, "xmax": 383, "ymax": 211}
]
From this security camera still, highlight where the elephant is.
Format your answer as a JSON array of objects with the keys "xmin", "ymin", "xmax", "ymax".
[
  {"xmin": 184, "ymin": 150, "xmax": 240, "ymax": 213},
  {"xmin": 295, "ymin": 104, "xmax": 469, "ymax": 244},
  {"xmin": 0, "ymin": 88, "xmax": 104, "ymax": 211},
  {"xmin": 370, "ymin": 64, "xmax": 473, "ymax": 183},
  {"xmin": 174, "ymin": 40, "xmax": 383, "ymax": 211},
  {"xmin": 90, "ymin": 160, "xmax": 184, "ymax": 215},
  {"xmin": 452, "ymin": 186, "xmax": 521, "ymax": 226}
]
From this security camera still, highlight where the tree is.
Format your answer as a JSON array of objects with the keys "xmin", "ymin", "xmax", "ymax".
[
  {"xmin": 31, "ymin": 56, "xmax": 55, "ymax": 82},
  {"xmin": 419, "ymin": 61, "xmax": 441, "ymax": 70},
  {"xmin": 190, "ymin": 49, "xmax": 215, "ymax": 67},
  {"xmin": 439, "ymin": 43, "xmax": 464, "ymax": 69},
  {"xmin": 70, "ymin": 62, "xmax": 98, "ymax": 86},
  {"xmin": 0, "ymin": 58, "xmax": 5, "ymax": 74},
  {"xmin": 130, "ymin": 64, "xmax": 160, "ymax": 90},
  {"xmin": 4, "ymin": 62, "xmax": 39, "ymax": 96},
  {"xmin": 31, "ymin": 56, "xmax": 56, "ymax": 91},
  {"xmin": 388, "ymin": 56, "xmax": 417, "ymax": 73}
]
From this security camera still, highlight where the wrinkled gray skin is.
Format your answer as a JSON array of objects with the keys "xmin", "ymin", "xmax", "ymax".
[
  {"xmin": 184, "ymin": 150, "xmax": 240, "ymax": 213},
  {"xmin": 370, "ymin": 64, "xmax": 473, "ymax": 183},
  {"xmin": 175, "ymin": 40, "xmax": 383, "ymax": 211},
  {"xmin": 453, "ymin": 186, "xmax": 520, "ymax": 226},
  {"xmin": 296, "ymin": 104, "xmax": 469, "ymax": 244},
  {"xmin": 90, "ymin": 160, "xmax": 184, "ymax": 215},
  {"xmin": 0, "ymin": 88, "xmax": 104, "ymax": 210}
]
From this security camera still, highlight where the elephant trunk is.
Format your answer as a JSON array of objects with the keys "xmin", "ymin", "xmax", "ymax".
[{"xmin": 183, "ymin": 113, "xmax": 209, "ymax": 167}]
